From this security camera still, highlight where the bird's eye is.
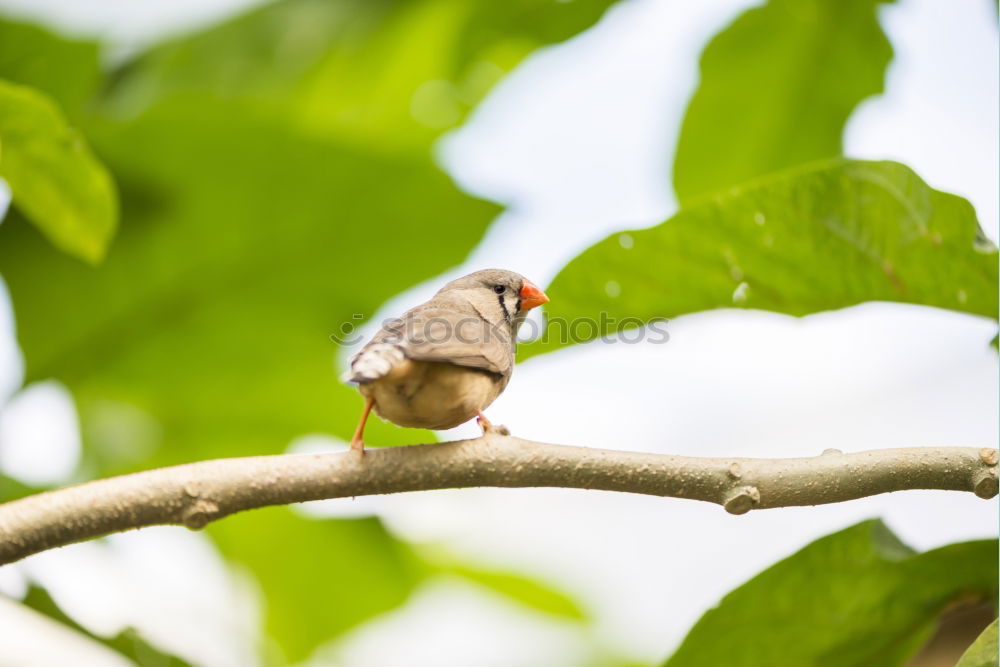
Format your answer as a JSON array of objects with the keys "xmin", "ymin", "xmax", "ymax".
[{"xmin": 493, "ymin": 285, "xmax": 505, "ymax": 294}]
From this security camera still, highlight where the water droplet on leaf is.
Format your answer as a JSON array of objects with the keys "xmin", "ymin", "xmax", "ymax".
[{"xmin": 732, "ymin": 281, "xmax": 749, "ymax": 304}]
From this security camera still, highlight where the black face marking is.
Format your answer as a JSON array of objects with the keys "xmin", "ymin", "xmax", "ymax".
[{"xmin": 498, "ymin": 292, "xmax": 511, "ymax": 324}]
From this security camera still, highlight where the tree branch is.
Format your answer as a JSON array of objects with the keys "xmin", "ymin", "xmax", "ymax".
[{"xmin": 1, "ymin": 433, "xmax": 997, "ymax": 565}]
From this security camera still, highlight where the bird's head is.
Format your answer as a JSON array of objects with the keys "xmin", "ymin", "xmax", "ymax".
[{"xmin": 439, "ymin": 268, "xmax": 549, "ymax": 331}]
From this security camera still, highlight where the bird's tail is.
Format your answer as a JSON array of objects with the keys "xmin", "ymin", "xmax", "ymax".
[{"xmin": 341, "ymin": 343, "xmax": 406, "ymax": 383}]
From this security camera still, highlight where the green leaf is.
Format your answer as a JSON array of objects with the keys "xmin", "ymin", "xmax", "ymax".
[
  {"xmin": 0, "ymin": 80, "xmax": 118, "ymax": 263},
  {"xmin": 522, "ymin": 159, "xmax": 998, "ymax": 359},
  {"xmin": 20, "ymin": 583, "xmax": 194, "ymax": 666},
  {"xmin": 956, "ymin": 619, "xmax": 999, "ymax": 667},
  {"xmin": 102, "ymin": 0, "xmax": 622, "ymax": 154},
  {"xmin": 0, "ymin": 17, "xmax": 101, "ymax": 114},
  {"xmin": 663, "ymin": 520, "xmax": 999, "ymax": 667},
  {"xmin": 434, "ymin": 561, "xmax": 587, "ymax": 620},
  {"xmin": 673, "ymin": 0, "xmax": 894, "ymax": 203},
  {"xmin": 208, "ymin": 509, "xmax": 427, "ymax": 663}
]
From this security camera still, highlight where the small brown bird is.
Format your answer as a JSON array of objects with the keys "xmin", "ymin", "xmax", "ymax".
[{"xmin": 343, "ymin": 269, "xmax": 549, "ymax": 451}]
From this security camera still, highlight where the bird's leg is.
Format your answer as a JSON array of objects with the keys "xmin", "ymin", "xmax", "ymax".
[
  {"xmin": 476, "ymin": 411, "xmax": 493, "ymax": 434},
  {"xmin": 350, "ymin": 396, "xmax": 375, "ymax": 453}
]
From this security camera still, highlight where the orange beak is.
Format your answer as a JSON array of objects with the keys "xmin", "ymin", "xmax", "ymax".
[{"xmin": 519, "ymin": 279, "xmax": 549, "ymax": 310}]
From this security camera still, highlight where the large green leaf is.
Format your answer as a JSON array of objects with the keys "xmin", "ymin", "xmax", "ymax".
[
  {"xmin": 522, "ymin": 159, "xmax": 998, "ymax": 359},
  {"xmin": 663, "ymin": 520, "xmax": 999, "ymax": 667},
  {"xmin": 0, "ymin": 96, "xmax": 497, "ymax": 468},
  {"xmin": 102, "ymin": 0, "xmax": 621, "ymax": 154},
  {"xmin": 0, "ymin": 0, "xmax": 633, "ymax": 470},
  {"xmin": 0, "ymin": 80, "xmax": 117, "ymax": 263},
  {"xmin": 673, "ymin": 0, "xmax": 894, "ymax": 203},
  {"xmin": 956, "ymin": 619, "xmax": 999, "ymax": 667}
]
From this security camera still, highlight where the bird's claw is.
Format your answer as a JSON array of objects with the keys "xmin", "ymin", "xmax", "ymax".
[{"xmin": 477, "ymin": 413, "xmax": 509, "ymax": 436}]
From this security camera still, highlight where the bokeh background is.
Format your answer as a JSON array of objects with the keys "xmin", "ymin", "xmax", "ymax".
[{"xmin": 0, "ymin": 0, "xmax": 997, "ymax": 665}]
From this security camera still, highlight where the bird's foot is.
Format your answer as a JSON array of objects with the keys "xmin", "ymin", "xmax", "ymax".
[
  {"xmin": 477, "ymin": 412, "xmax": 510, "ymax": 436},
  {"xmin": 349, "ymin": 437, "xmax": 366, "ymax": 455}
]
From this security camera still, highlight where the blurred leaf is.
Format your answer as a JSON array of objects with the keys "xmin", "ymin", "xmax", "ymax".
[
  {"xmin": 673, "ymin": 0, "xmax": 894, "ymax": 203},
  {"xmin": 437, "ymin": 562, "xmax": 587, "ymax": 620},
  {"xmin": 0, "ymin": 80, "xmax": 117, "ymax": 262},
  {"xmin": 102, "ymin": 0, "xmax": 622, "ymax": 153},
  {"xmin": 22, "ymin": 583, "xmax": 193, "ymax": 666},
  {"xmin": 956, "ymin": 619, "xmax": 999, "ymax": 667},
  {"xmin": 0, "ymin": 98, "xmax": 498, "ymax": 468},
  {"xmin": 0, "ymin": 17, "xmax": 100, "ymax": 113},
  {"xmin": 208, "ymin": 509, "xmax": 427, "ymax": 663},
  {"xmin": 523, "ymin": 159, "xmax": 998, "ymax": 358},
  {"xmin": 663, "ymin": 520, "xmax": 999, "ymax": 667}
]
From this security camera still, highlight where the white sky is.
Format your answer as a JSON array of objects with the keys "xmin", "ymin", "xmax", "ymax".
[{"xmin": 0, "ymin": 0, "xmax": 997, "ymax": 666}]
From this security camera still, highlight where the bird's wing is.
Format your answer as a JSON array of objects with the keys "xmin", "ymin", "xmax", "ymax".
[
  {"xmin": 398, "ymin": 308, "xmax": 513, "ymax": 376},
  {"xmin": 344, "ymin": 308, "xmax": 512, "ymax": 383}
]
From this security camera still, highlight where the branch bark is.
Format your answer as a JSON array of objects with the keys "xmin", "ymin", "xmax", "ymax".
[{"xmin": 1, "ymin": 433, "xmax": 997, "ymax": 565}]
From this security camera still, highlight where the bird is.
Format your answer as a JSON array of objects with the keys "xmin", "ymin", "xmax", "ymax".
[{"xmin": 342, "ymin": 268, "xmax": 549, "ymax": 451}]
